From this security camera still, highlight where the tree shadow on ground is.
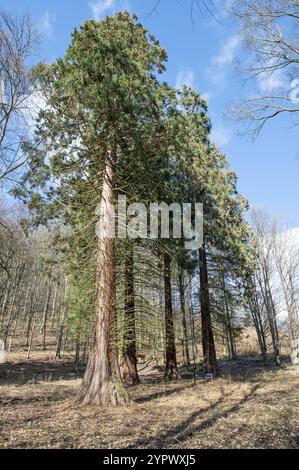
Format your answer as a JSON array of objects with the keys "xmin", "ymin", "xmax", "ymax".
[
  {"xmin": 217, "ymin": 356, "xmax": 289, "ymax": 382},
  {"xmin": 0, "ymin": 360, "xmax": 83, "ymax": 386},
  {"xmin": 180, "ymin": 355, "xmax": 289, "ymax": 383},
  {"xmin": 134, "ymin": 383, "xmax": 194, "ymax": 404},
  {"xmin": 127, "ymin": 384, "xmax": 260, "ymax": 449}
]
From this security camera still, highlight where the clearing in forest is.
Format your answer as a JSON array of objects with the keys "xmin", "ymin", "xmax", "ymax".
[{"xmin": 0, "ymin": 352, "xmax": 298, "ymax": 449}]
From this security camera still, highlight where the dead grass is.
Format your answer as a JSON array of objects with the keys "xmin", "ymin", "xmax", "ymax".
[{"xmin": 0, "ymin": 351, "xmax": 298, "ymax": 449}]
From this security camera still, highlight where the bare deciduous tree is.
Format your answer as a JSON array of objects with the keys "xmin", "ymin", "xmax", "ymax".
[
  {"xmin": 272, "ymin": 225, "xmax": 299, "ymax": 363},
  {"xmin": 0, "ymin": 10, "xmax": 37, "ymax": 183},
  {"xmin": 230, "ymin": 0, "xmax": 299, "ymax": 137},
  {"xmin": 249, "ymin": 209, "xmax": 299, "ymax": 364},
  {"xmin": 250, "ymin": 209, "xmax": 282, "ymax": 365}
]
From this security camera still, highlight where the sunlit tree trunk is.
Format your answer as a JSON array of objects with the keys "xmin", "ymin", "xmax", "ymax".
[
  {"xmin": 75, "ymin": 331, "xmax": 81, "ymax": 372},
  {"xmin": 222, "ymin": 271, "xmax": 237, "ymax": 360},
  {"xmin": 75, "ymin": 153, "xmax": 130, "ymax": 406},
  {"xmin": 25, "ymin": 287, "xmax": 36, "ymax": 348},
  {"xmin": 54, "ymin": 280, "xmax": 67, "ymax": 360},
  {"xmin": 50, "ymin": 283, "xmax": 58, "ymax": 327},
  {"xmin": 260, "ymin": 268, "xmax": 281, "ymax": 366},
  {"xmin": 3, "ymin": 262, "xmax": 21, "ymax": 349},
  {"xmin": 40, "ymin": 283, "xmax": 51, "ymax": 351},
  {"xmin": 199, "ymin": 244, "xmax": 219, "ymax": 376},
  {"xmin": 178, "ymin": 269, "xmax": 190, "ymax": 366},
  {"xmin": 0, "ymin": 288, "xmax": 9, "ymax": 330},
  {"xmin": 27, "ymin": 310, "xmax": 36, "ymax": 360},
  {"xmin": 188, "ymin": 275, "xmax": 197, "ymax": 383},
  {"xmin": 247, "ymin": 280, "xmax": 268, "ymax": 363}
]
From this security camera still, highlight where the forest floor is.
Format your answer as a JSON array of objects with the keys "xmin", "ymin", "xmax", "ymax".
[{"xmin": 0, "ymin": 351, "xmax": 299, "ymax": 449}]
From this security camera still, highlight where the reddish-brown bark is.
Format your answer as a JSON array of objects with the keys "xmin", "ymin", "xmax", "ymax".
[{"xmin": 75, "ymin": 154, "xmax": 130, "ymax": 406}]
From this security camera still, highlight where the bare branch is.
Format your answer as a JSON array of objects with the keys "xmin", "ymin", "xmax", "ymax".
[
  {"xmin": 0, "ymin": 9, "xmax": 38, "ymax": 183},
  {"xmin": 229, "ymin": 0, "xmax": 299, "ymax": 137}
]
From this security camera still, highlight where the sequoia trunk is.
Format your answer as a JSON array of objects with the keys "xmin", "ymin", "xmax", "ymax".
[{"xmin": 75, "ymin": 153, "xmax": 130, "ymax": 406}]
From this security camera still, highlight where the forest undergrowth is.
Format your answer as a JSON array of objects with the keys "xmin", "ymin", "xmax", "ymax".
[{"xmin": 1, "ymin": 348, "xmax": 298, "ymax": 449}]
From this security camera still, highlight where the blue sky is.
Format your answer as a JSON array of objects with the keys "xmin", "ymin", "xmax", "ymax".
[{"xmin": 3, "ymin": 0, "xmax": 298, "ymax": 226}]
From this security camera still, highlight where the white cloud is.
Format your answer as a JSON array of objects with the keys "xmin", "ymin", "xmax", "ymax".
[
  {"xmin": 22, "ymin": 91, "xmax": 48, "ymax": 133},
  {"xmin": 175, "ymin": 69, "xmax": 195, "ymax": 90},
  {"xmin": 210, "ymin": 126, "xmax": 231, "ymax": 147},
  {"xmin": 208, "ymin": 34, "xmax": 240, "ymax": 84},
  {"xmin": 281, "ymin": 226, "xmax": 299, "ymax": 249},
  {"xmin": 40, "ymin": 11, "xmax": 55, "ymax": 38},
  {"xmin": 258, "ymin": 70, "xmax": 285, "ymax": 93},
  {"xmin": 201, "ymin": 92, "xmax": 214, "ymax": 104},
  {"xmin": 89, "ymin": 0, "xmax": 115, "ymax": 19},
  {"xmin": 212, "ymin": 34, "xmax": 240, "ymax": 67},
  {"xmin": 290, "ymin": 79, "xmax": 299, "ymax": 103}
]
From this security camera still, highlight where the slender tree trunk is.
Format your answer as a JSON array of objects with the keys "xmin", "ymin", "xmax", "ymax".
[
  {"xmin": 199, "ymin": 244, "xmax": 219, "ymax": 377},
  {"xmin": 3, "ymin": 262, "xmax": 22, "ymax": 346},
  {"xmin": 8, "ymin": 316, "xmax": 18, "ymax": 352},
  {"xmin": 252, "ymin": 308, "xmax": 268, "ymax": 362},
  {"xmin": 50, "ymin": 284, "xmax": 58, "ymax": 328},
  {"xmin": 287, "ymin": 274, "xmax": 299, "ymax": 341},
  {"xmin": 75, "ymin": 332, "xmax": 81, "ymax": 372},
  {"xmin": 4, "ymin": 281, "xmax": 18, "ymax": 349},
  {"xmin": 277, "ymin": 271, "xmax": 299, "ymax": 363},
  {"xmin": 54, "ymin": 280, "xmax": 67, "ymax": 360},
  {"xmin": 222, "ymin": 272, "xmax": 237, "ymax": 360},
  {"xmin": 0, "ymin": 288, "xmax": 9, "ymax": 330},
  {"xmin": 268, "ymin": 288, "xmax": 281, "ymax": 366},
  {"xmin": 25, "ymin": 288, "xmax": 35, "ymax": 347},
  {"xmin": 122, "ymin": 242, "xmax": 140, "ymax": 385},
  {"xmin": 40, "ymin": 283, "xmax": 51, "ymax": 351},
  {"xmin": 75, "ymin": 153, "xmax": 130, "ymax": 406},
  {"xmin": 82, "ymin": 341, "xmax": 88, "ymax": 365},
  {"xmin": 62, "ymin": 330, "xmax": 69, "ymax": 354},
  {"xmin": 188, "ymin": 275, "xmax": 197, "ymax": 384},
  {"xmin": 262, "ymin": 270, "xmax": 281, "ymax": 366},
  {"xmin": 158, "ymin": 276, "xmax": 165, "ymax": 366},
  {"xmin": 27, "ymin": 311, "xmax": 36, "ymax": 360},
  {"xmin": 22, "ymin": 286, "xmax": 31, "ymax": 326},
  {"xmin": 178, "ymin": 269, "xmax": 190, "ymax": 366},
  {"xmin": 249, "ymin": 283, "xmax": 268, "ymax": 363},
  {"xmin": 163, "ymin": 251, "xmax": 179, "ymax": 380}
]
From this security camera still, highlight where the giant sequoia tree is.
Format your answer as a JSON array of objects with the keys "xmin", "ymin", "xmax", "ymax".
[
  {"xmin": 14, "ymin": 10, "xmax": 255, "ymax": 404},
  {"xmin": 16, "ymin": 13, "xmax": 169, "ymax": 406}
]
